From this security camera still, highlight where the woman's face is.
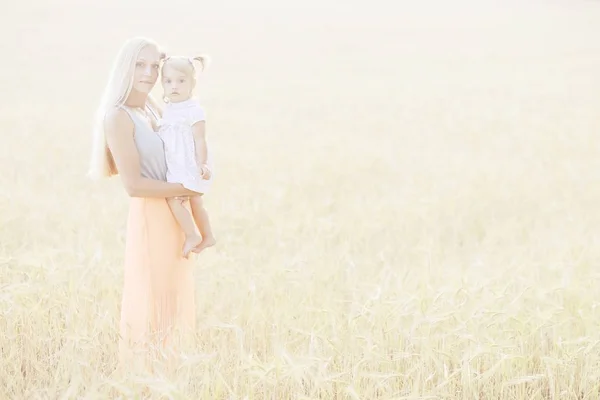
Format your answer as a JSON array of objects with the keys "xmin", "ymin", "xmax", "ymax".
[{"xmin": 132, "ymin": 45, "xmax": 161, "ymax": 94}]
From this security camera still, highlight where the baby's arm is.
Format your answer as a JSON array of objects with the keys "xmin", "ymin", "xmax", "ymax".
[{"xmin": 192, "ymin": 121, "xmax": 209, "ymax": 176}]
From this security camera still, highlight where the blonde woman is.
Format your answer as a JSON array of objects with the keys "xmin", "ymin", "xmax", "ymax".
[{"xmin": 89, "ymin": 37, "xmax": 198, "ymax": 366}]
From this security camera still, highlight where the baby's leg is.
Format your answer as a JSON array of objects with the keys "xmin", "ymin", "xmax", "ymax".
[
  {"xmin": 189, "ymin": 195, "xmax": 216, "ymax": 253},
  {"xmin": 167, "ymin": 197, "xmax": 202, "ymax": 258}
]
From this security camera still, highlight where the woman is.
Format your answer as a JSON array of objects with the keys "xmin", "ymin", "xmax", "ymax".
[{"xmin": 88, "ymin": 37, "xmax": 198, "ymax": 368}]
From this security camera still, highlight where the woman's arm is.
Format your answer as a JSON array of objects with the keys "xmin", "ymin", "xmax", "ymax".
[{"xmin": 105, "ymin": 108, "xmax": 196, "ymax": 198}]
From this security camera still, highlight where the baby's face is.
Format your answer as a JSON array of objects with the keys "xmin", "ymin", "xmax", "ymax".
[{"xmin": 161, "ymin": 66, "xmax": 193, "ymax": 103}]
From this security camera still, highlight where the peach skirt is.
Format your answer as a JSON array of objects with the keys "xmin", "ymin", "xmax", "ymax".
[{"xmin": 118, "ymin": 197, "xmax": 196, "ymax": 368}]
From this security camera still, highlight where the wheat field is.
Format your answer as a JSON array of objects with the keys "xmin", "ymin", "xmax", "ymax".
[{"xmin": 2, "ymin": 0, "xmax": 600, "ymax": 398}]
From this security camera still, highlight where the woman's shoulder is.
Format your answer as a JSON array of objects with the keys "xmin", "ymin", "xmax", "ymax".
[
  {"xmin": 103, "ymin": 106, "xmax": 135, "ymax": 141},
  {"xmin": 105, "ymin": 106, "xmax": 133, "ymax": 128}
]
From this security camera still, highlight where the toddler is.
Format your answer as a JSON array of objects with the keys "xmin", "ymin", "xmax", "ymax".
[{"xmin": 158, "ymin": 54, "xmax": 215, "ymax": 257}]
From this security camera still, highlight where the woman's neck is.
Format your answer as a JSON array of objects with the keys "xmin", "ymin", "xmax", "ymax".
[{"xmin": 124, "ymin": 89, "xmax": 148, "ymax": 109}]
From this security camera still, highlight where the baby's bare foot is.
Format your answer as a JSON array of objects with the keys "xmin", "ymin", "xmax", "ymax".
[
  {"xmin": 183, "ymin": 235, "xmax": 203, "ymax": 258},
  {"xmin": 192, "ymin": 236, "xmax": 216, "ymax": 254}
]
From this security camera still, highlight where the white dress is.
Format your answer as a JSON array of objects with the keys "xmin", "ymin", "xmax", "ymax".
[{"xmin": 157, "ymin": 98, "xmax": 213, "ymax": 195}]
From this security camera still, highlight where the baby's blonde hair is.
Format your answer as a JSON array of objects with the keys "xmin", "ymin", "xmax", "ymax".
[{"xmin": 162, "ymin": 54, "xmax": 210, "ymax": 77}]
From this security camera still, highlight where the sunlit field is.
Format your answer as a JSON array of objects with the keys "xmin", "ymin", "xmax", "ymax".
[{"xmin": 3, "ymin": 0, "xmax": 600, "ymax": 398}]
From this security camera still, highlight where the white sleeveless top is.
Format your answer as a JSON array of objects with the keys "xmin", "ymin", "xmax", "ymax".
[{"xmin": 119, "ymin": 104, "xmax": 168, "ymax": 181}]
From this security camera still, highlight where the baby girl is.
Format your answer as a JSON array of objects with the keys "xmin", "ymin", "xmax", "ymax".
[{"xmin": 158, "ymin": 54, "xmax": 215, "ymax": 257}]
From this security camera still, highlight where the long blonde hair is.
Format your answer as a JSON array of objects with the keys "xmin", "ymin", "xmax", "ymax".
[{"xmin": 88, "ymin": 36, "xmax": 163, "ymax": 180}]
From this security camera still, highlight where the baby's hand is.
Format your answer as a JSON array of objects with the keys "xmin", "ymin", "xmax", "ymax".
[{"xmin": 199, "ymin": 164, "xmax": 212, "ymax": 180}]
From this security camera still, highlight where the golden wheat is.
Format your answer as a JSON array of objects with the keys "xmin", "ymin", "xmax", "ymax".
[{"xmin": 2, "ymin": 1, "xmax": 600, "ymax": 398}]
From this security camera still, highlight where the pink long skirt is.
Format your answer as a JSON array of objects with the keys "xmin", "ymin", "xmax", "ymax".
[{"xmin": 118, "ymin": 197, "xmax": 196, "ymax": 370}]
